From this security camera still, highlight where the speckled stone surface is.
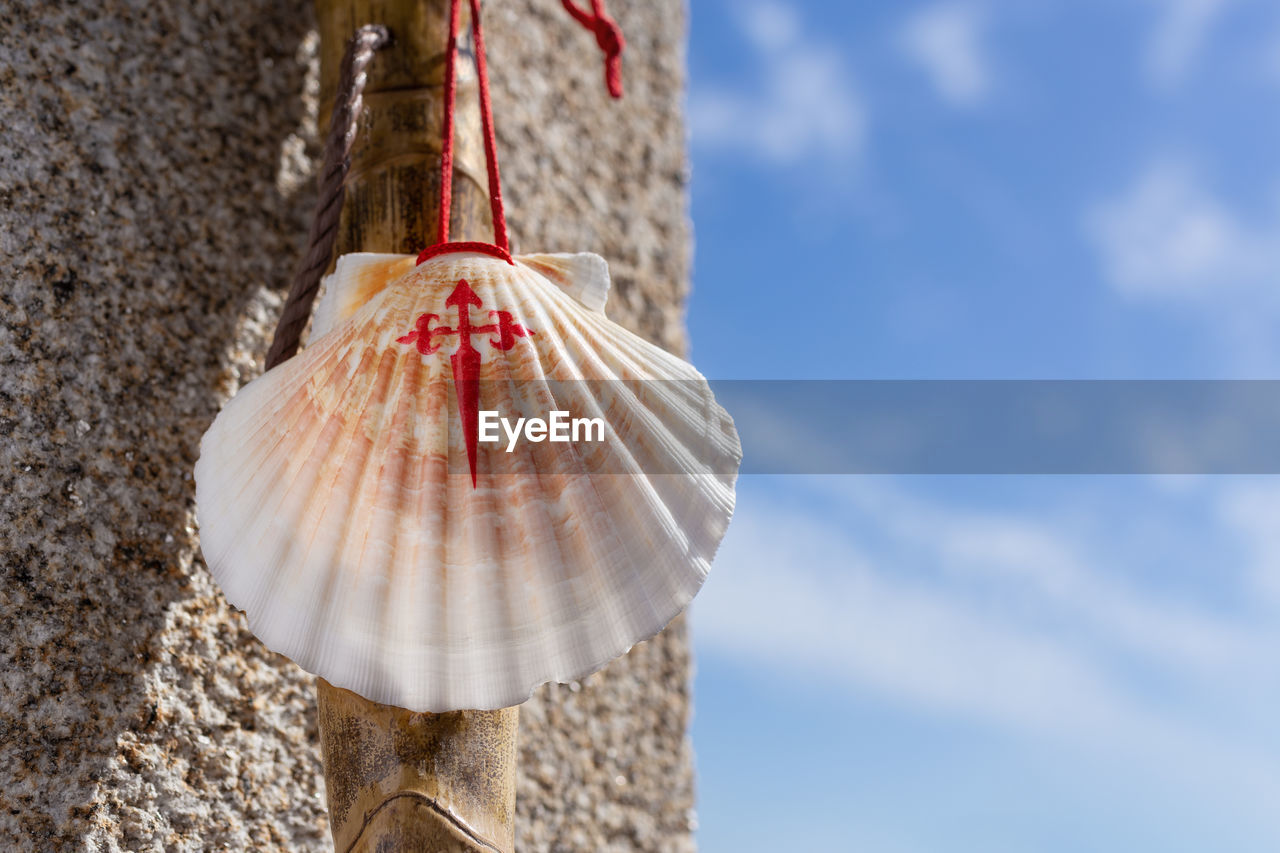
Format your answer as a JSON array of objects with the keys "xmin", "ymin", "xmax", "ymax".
[{"xmin": 0, "ymin": 1, "xmax": 696, "ymax": 850}]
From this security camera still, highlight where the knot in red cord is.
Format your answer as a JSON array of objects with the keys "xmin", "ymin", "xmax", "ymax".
[{"xmin": 561, "ymin": 0, "xmax": 625, "ymax": 98}]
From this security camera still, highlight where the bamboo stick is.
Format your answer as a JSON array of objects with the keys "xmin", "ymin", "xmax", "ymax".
[{"xmin": 313, "ymin": 2, "xmax": 519, "ymax": 851}]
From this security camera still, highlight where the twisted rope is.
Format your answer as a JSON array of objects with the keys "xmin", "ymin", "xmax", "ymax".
[{"xmin": 265, "ymin": 24, "xmax": 391, "ymax": 371}]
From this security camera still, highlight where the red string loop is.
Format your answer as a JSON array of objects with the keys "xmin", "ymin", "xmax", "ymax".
[
  {"xmin": 427, "ymin": 0, "xmax": 626, "ymax": 263},
  {"xmin": 469, "ymin": 0, "xmax": 509, "ymax": 252},
  {"xmin": 428, "ymin": 0, "xmax": 509, "ymax": 260},
  {"xmin": 561, "ymin": 0, "xmax": 625, "ymax": 98},
  {"xmin": 429, "ymin": 0, "xmax": 510, "ymax": 261}
]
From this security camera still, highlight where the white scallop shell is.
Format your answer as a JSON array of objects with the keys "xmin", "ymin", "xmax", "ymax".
[{"xmin": 195, "ymin": 249, "xmax": 740, "ymax": 711}]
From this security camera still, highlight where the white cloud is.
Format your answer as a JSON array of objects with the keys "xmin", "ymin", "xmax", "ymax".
[
  {"xmin": 1142, "ymin": 0, "xmax": 1234, "ymax": 85},
  {"xmin": 899, "ymin": 3, "xmax": 990, "ymax": 107},
  {"xmin": 825, "ymin": 479, "xmax": 1264, "ymax": 671},
  {"xmin": 1085, "ymin": 161, "xmax": 1280, "ymax": 300},
  {"xmin": 693, "ymin": 476, "xmax": 1280, "ymax": 814},
  {"xmin": 1217, "ymin": 481, "xmax": 1280, "ymax": 604},
  {"xmin": 697, "ymin": 509, "xmax": 1144, "ymax": 736},
  {"xmin": 688, "ymin": 1, "xmax": 865, "ymax": 166}
]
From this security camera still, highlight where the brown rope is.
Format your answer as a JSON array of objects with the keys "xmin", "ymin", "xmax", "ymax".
[{"xmin": 265, "ymin": 24, "xmax": 391, "ymax": 371}]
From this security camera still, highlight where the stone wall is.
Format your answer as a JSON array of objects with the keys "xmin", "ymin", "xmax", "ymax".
[{"xmin": 0, "ymin": 1, "xmax": 696, "ymax": 849}]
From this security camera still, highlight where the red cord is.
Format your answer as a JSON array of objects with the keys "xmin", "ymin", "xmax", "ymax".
[
  {"xmin": 425, "ymin": 0, "xmax": 509, "ymax": 261},
  {"xmin": 436, "ymin": 0, "xmax": 462, "ymax": 246},
  {"xmin": 470, "ymin": 0, "xmax": 509, "ymax": 253},
  {"xmin": 416, "ymin": 240, "xmax": 514, "ymax": 265},
  {"xmin": 424, "ymin": 0, "xmax": 626, "ymax": 263},
  {"xmin": 561, "ymin": 0, "xmax": 625, "ymax": 98}
]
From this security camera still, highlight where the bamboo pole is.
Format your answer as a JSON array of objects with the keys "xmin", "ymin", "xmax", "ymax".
[{"xmin": 313, "ymin": 3, "xmax": 519, "ymax": 851}]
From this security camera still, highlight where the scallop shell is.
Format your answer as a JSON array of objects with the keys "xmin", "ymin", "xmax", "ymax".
[{"xmin": 194, "ymin": 249, "xmax": 740, "ymax": 711}]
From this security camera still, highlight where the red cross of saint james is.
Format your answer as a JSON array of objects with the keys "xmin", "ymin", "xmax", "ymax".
[{"xmin": 397, "ymin": 278, "xmax": 535, "ymax": 486}]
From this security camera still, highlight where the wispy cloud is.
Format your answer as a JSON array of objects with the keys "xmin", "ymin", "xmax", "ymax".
[
  {"xmin": 1084, "ymin": 160, "xmax": 1280, "ymax": 369},
  {"xmin": 1217, "ymin": 480, "xmax": 1280, "ymax": 605},
  {"xmin": 688, "ymin": 1, "xmax": 865, "ymax": 167},
  {"xmin": 1085, "ymin": 160, "xmax": 1280, "ymax": 300},
  {"xmin": 1142, "ymin": 0, "xmax": 1235, "ymax": 85},
  {"xmin": 694, "ymin": 476, "xmax": 1280, "ymax": 817},
  {"xmin": 899, "ymin": 3, "xmax": 990, "ymax": 108}
]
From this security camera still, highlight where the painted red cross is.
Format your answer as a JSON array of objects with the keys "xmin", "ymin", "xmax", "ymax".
[{"xmin": 397, "ymin": 279, "xmax": 535, "ymax": 486}]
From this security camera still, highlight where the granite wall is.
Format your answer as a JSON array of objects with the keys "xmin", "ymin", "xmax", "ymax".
[{"xmin": 0, "ymin": 0, "xmax": 696, "ymax": 849}]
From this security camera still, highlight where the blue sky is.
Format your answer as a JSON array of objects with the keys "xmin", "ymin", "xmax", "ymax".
[{"xmin": 683, "ymin": 1, "xmax": 1280, "ymax": 850}]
